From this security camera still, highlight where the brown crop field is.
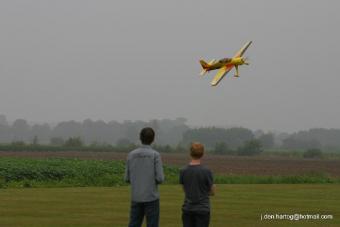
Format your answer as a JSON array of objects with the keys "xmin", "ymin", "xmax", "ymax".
[{"xmin": 1, "ymin": 151, "xmax": 340, "ymax": 177}]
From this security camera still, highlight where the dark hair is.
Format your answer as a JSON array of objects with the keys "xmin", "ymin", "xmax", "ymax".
[{"xmin": 140, "ymin": 127, "xmax": 155, "ymax": 145}]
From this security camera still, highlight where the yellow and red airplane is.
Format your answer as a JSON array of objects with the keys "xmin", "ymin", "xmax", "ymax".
[{"xmin": 199, "ymin": 41, "xmax": 252, "ymax": 86}]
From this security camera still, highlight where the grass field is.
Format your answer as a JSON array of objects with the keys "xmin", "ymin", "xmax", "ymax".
[{"xmin": 1, "ymin": 185, "xmax": 340, "ymax": 227}]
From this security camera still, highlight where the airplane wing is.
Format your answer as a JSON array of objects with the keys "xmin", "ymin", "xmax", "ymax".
[
  {"xmin": 233, "ymin": 41, "xmax": 252, "ymax": 58},
  {"xmin": 210, "ymin": 65, "xmax": 233, "ymax": 86}
]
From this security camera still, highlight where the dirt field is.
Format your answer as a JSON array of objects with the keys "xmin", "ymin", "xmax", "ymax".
[{"xmin": 1, "ymin": 151, "xmax": 340, "ymax": 176}]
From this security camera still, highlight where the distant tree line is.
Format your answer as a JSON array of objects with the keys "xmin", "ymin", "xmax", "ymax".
[
  {"xmin": 1, "ymin": 114, "xmax": 340, "ymax": 153},
  {"xmin": 281, "ymin": 128, "xmax": 340, "ymax": 150},
  {"xmin": 0, "ymin": 115, "xmax": 188, "ymax": 146},
  {"xmin": 181, "ymin": 127, "xmax": 254, "ymax": 149}
]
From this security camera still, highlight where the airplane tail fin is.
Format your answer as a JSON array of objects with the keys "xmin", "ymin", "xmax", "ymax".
[
  {"xmin": 199, "ymin": 59, "xmax": 210, "ymax": 76},
  {"xmin": 199, "ymin": 60, "xmax": 209, "ymax": 69}
]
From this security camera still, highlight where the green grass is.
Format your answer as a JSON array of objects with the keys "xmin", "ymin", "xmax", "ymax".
[{"xmin": 0, "ymin": 185, "xmax": 339, "ymax": 227}]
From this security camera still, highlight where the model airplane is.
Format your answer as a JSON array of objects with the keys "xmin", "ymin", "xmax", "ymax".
[{"xmin": 199, "ymin": 41, "xmax": 252, "ymax": 86}]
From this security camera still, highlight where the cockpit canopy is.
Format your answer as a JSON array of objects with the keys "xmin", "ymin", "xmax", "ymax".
[{"xmin": 219, "ymin": 58, "xmax": 232, "ymax": 63}]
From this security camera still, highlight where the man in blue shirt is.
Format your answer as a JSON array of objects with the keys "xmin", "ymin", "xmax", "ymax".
[{"xmin": 125, "ymin": 127, "xmax": 164, "ymax": 227}]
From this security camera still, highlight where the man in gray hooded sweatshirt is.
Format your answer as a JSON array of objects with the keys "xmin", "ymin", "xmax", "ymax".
[{"xmin": 125, "ymin": 127, "xmax": 164, "ymax": 227}]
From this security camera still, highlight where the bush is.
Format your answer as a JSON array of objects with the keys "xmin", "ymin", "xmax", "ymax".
[
  {"xmin": 11, "ymin": 141, "xmax": 26, "ymax": 146},
  {"xmin": 0, "ymin": 177, "xmax": 6, "ymax": 188},
  {"xmin": 23, "ymin": 181, "xmax": 32, "ymax": 188},
  {"xmin": 50, "ymin": 137, "xmax": 65, "ymax": 146},
  {"xmin": 213, "ymin": 142, "xmax": 234, "ymax": 155},
  {"xmin": 116, "ymin": 138, "xmax": 134, "ymax": 147},
  {"xmin": 154, "ymin": 145, "xmax": 173, "ymax": 153},
  {"xmin": 303, "ymin": 149, "xmax": 323, "ymax": 159},
  {"xmin": 0, "ymin": 158, "xmax": 180, "ymax": 187},
  {"xmin": 64, "ymin": 137, "xmax": 83, "ymax": 147},
  {"xmin": 237, "ymin": 140, "xmax": 263, "ymax": 156},
  {"xmin": 32, "ymin": 136, "xmax": 39, "ymax": 145}
]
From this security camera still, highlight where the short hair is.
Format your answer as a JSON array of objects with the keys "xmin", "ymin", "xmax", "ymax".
[
  {"xmin": 190, "ymin": 142, "xmax": 204, "ymax": 159},
  {"xmin": 140, "ymin": 127, "xmax": 155, "ymax": 145}
]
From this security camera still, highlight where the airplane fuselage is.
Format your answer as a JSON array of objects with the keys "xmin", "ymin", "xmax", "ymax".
[{"xmin": 206, "ymin": 57, "xmax": 246, "ymax": 71}]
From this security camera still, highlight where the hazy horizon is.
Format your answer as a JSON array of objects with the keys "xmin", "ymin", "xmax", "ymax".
[
  {"xmin": 1, "ymin": 0, "xmax": 339, "ymax": 133},
  {"xmin": 1, "ymin": 114, "xmax": 338, "ymax": 134}
]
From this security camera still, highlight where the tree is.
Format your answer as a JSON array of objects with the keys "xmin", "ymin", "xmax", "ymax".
[
  {"xmin": 290, "ymin": 128, "xmax": 340, "ymax": 149},
  {"xmin": 52, "ymin": 121, "xmax": 82, "ymax": 140},
  {"xmin": 11, "ymin": 141, "xmax": 25, "ymax": 146},
  {"xmin": 0, "ymin": 114, "xmax": 8, "ymax": 126},
  {"xmin": 303, "ymin": 149, "xmax": 323, "ymax": 159},
  {"xmin": 31, "ymin": 123, "xmax": 51, "ymax": 144},
  {"xmin": 12, "ymin": 119, "xmax": 30, "ymax": 142},
  {"xmin": 213, "ymin": 142, "xmax": 233, "ymax": 155},
  {"xmin": 64, "ymin": 137, "xmax": 83, "ymax": 147},
  {"xmin": 0, "ymin": 124, "xmax": 11, "ymax": 143},
  {"xmin": 258, "ymin": 133, "xmax": 275, "ymax": 149},
  {"xmin": 152, "ymin": 144, "xmax": 173, "ymax": 153},
  {"xmin": 238, "ymin": 140, "xmax": 263, "ymax": 156},
  {"xmin": 32, "ymin": 136, "xmax": 39, "ymax": 145},
  {"xmin": 50, "ymin": 137, "xmax": 65, "ymax": 146},
  {"xmin": 282, "ymin": 137, "xmax": 321, "ymax": 149},
  {"xmin": 116, "ymin": 138, "xmax": 134, "ymax": 147},
  {"xmin": 181, "ymin": 127, "xmax": 254, "ymax": 149}
]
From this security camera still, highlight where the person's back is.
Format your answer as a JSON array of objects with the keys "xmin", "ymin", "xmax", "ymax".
[
  {"xmin": 180, "ymin": 142, "xmax": 215, "ymax": 227},
  {"xmin": 180, "ymin": 165, "xmax": 213, "ymax": 213},
  {"xmin": 125, "ymin": 127, "xmax": 164, "ymax": 227},
  {"xmin": 127, "ymin": 145, "xmax": 164, "ymax": 202}
]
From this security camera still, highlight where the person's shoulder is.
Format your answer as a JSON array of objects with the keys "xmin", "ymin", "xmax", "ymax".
[
  {"xmin": 130, "ymin": 146, "xmax": 160, "ymax": 156},
  {"xmin": 200, "ymin": 165, "xmax": 212, "ymax": 173},
  {"xmin": 180, "ymin": 165, "xmax": 190, "ymax": 173},
  {"xmin": 130, "ymin": 147, "xmax": 140, "ymax": 154},
  {"xmin": 128, "ymin": 147, "xmax": 142, "ymax": 158},
  {"xmin": 150, "ymin": 147, "xmax": 161, "ymax": 156},
  {"xmin": 200, "ymin": 165, "xmax": 210, "ymax": 170}
]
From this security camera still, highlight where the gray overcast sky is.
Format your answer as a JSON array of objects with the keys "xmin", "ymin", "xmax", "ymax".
[{"xmin": 1, "ymin": 0, "xmax": 339, "ymax": 132}]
